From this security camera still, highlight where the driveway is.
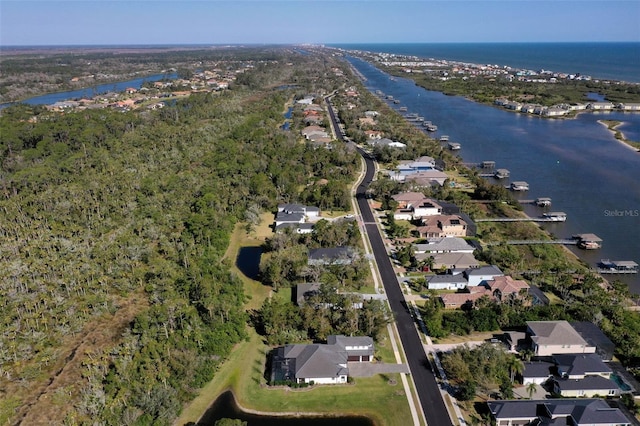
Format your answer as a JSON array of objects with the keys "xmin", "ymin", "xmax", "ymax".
[{"xmin": 348, "ymin": 362, "xmax": 410, "ymax": 377}]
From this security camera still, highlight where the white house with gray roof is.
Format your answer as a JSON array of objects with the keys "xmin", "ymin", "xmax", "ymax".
[
  {"xmin": 271, "ymin": 335, "xmax": 374, "ymax": 385},
  {"xmin": 527, "ymin": 321, "xmax": 596, "ymax": 357},
  {"xmin": 413, "ymin": 237, "xmax": 475, "ymax": 254}
]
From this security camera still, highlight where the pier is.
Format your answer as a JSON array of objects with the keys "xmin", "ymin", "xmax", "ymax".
[
  {"xmin": 476, "ymin": 212, "xmax": 566, "ymax": 223},
  {"xmin": 485, "ymin": 239, "xmax": 579, "ymax": 246}
]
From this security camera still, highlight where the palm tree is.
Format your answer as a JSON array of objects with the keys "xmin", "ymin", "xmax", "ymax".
[
  {"xmin": 507, "ymin": 355, "xmax": 525, "ymax": 383},
  {"xmin": 526, "ymin": 382, "xmax": 538, "ymax": 399}
]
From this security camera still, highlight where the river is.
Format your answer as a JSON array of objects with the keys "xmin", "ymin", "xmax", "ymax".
[
  {"xmin": 0, "ymin": 72, "xmax": 177, "ymax": 109},
  {"xmin": 346, "ymin": 56, "xmax": 640, "ymax": 294}
]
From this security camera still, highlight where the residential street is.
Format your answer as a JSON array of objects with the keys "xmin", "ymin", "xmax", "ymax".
[{"xmin": 326, "ymin": 97, "xmax": 455, "ymax": 426}]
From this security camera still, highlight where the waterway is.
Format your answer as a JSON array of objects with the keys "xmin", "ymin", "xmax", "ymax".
[
  {"xmin": 0, "ymin": 72, "xmax": 177, "ymax": 109},
  {"xmin": 346, "ymin": 56, "xmax": 640, "ymax": 294},
  {"xmin": 198, "ymin": 391, "xmax": 374, "ymax": 426}
]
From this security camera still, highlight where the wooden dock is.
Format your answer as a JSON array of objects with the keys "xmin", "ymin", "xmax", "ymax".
[
  {"xmin": 485, "ymin": 239, "xmax": 579, "ymax": 246},
  {"xmin": 476, "ymin": 217, "xmax": 564, "ymax": 223}
]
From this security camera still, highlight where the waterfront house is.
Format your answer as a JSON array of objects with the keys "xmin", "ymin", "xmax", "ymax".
[
  {"xmin": 487, "ymin": 399, "xmax": 632, "ymax": 426},
  {"xmin": 526, "ymin": 321, "xmax": 596, "ymax": 357},
  {"xmin": 413, "ymin": 237, "xmax": 475, "ymax": 254},
  {"xmin": 429, "ymin": 252, "xmax": 480, "ymax": 271},
  {"xmin": 617, "ymin": 102, "xmax": 640, "ymax": 111},
  {"xmin": 571, "ymin": 321, "xmax": 616, "ymax": 362},
  {"xmin": 404, "ymin": 170, "xmax": 449, "ymax": 187},
  {"xmin": 588, "ymin": 102, "xmax": 614, "ymax": 110},
  {"xmin": 553, "ymin": 353, "xmax": 612, "ymax": 380},
  {"xmin": 416, "ymin": 215, "xmax": 469, "ymax": 238},
  {"xmin": 464, "ymin": 265, "xmax": 503, "ymax": 286},
  {"xmin": 551, "ymin": 375, "xmax": 620, "ymax": 398},
  {"xmin": 271, "ymin": 335, "xmax": 374, "ymax": 385}
]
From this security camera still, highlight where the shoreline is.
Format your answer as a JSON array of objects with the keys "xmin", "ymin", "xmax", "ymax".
[{"xmin": 598, "ymin": 120, "xmax": 640, "ymax": 153}]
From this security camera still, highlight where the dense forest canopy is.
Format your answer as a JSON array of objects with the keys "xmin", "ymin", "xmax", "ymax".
[{"xmin": 0, "ymin": 46, "xmax": 358, "ymax": 425}]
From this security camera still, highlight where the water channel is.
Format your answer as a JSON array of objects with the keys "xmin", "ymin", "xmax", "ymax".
[
  {"xmin": 346, "ymin": 56, "xmax": 640, "ymax": 294},
  {"xmin": 0, "ymin": 72, "xmax": 177, "ymax": 109}
]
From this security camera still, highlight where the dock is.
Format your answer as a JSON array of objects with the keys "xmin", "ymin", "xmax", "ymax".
[
  {"xmin": 519, "ymin": 197, "xmax": 552, "ymax": 207},
  {"xmin": 485, "ymin": 239, "xmax": 579, "ymax": 246},
  {"xmin": 476, "ymin": 212, "xmax": 566, "ymax": 223},
  {"xmin": 597, "ymin": 260, "xmax": 638, "ymax": 274},
  {"xmin": 509, "ymin": 181, "xmax": 529, "ymax": 191}
]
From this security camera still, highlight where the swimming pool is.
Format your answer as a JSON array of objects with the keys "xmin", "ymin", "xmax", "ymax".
[{"xmin": 611, "ymin": 372, "xmax": 633, "ymax": 392}]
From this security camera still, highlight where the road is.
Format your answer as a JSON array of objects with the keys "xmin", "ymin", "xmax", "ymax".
[{"xmin": 326, "ymin": 97, "xmax": 454, "ymax": 426}]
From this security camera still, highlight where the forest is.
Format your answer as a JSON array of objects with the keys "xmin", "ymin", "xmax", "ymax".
[{"xmin": 0, "ymin": 47, "xmax": 358, "ymax": 425}]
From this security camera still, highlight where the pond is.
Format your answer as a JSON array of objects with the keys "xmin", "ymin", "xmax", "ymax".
[
  {"xmin": 236, "ymin": 246, "xmax": 262, "ymax": 280},
  {"xmin": 194, "ymin": 391, "xmax": 375, "ymax": 426}
]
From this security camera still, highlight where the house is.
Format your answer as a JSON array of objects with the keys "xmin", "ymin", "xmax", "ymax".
[
  {"xmin": 364, "ymin": 130, "xmax": 383, "ymax": 140},
  {"xmin": 464, "ymin": 265, "xmax": 503, "ymax": 286},
  {"xmin": 271, "ymin": 335, "xmax": 374, "ymax": 384},
  {"xmin": 571, "ymin": 321, "xmax": 616, "ymax": 362},
  {"xmin": 274, "ymin": 223, "xmax": 315, "ymax": 234},
  {"xmin": 416, "ymin": 215, "xmax": 469, "ymax": 238},
  {"xmin": 588, "ymin": 102, "xmax": 614, "ymax": 110},
  {"xmin": 272, "ymin": 344, "xmax": 348, "ymax": 384},
  {"xmin": 553, "ymin": 353, "xmax": 612, "ymax": 380},
  {"xmin": 308, "ymin": 246, "xmax": 356, "ymax": 266},
  {"xmin": 413, "ymin": 237, "xmax": 475, "ymax": 254},
  {"xmin": 484, "ymin": 276, "xmax": 529, "ymax": 303},
  {"xmin": 551, "ymin": 375, "xmax": 620, "ymax": 398},
  {"xmin": 504, "ymin": 331, "xmax": 528, "ymax": 352},
  {"xmin": 327, "ymin": 335, "xmax": 374, "ymax": 362},
  {"xmin": 403, "ymin": 170, "xmax": 449, "ymax": 186},
  {"xmin": 277, "ymin": 203, "xmax": 320, "ymax": 217},
  {"xmin": 487, "ymin": 399, "xmax": 632, "ymax": 426},
  {"xmin": 439, "ymin": 292, "xmax": 487, "ymax": 309},
  {"xmin": 429, "ymin": 252, "xmax": 480, "ymax": 270},
  {"xmin": 274, "ymin": 211, "xmax": 305, "ymax": 227},
  {"xmin": 426, "ymin": 274, "xmax": 469, "ymax": 290},
  {"xmin": 526, "ymin": 321, "xmax": 596, "ymax": 357},
  {"xmin": 522, "ymin": 361, "xmax": 554, "ymax": 385},
  {"xmin": 295, "ymin": 282, "xmax": 322, "ymax": 306}
]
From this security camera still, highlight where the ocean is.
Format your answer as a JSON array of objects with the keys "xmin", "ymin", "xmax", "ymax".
[
  {"xmin": 339, "ymin": 46, "xmax": 640, "ymax": 295},
  {"xmin": 331, "ymin": 43, "xmax": 640, "ymax": 83}
]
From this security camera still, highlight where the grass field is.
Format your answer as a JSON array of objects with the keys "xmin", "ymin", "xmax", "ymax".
[{"xmin": 174, "ymin": 217, "xmax": 415, "ymax": 426}]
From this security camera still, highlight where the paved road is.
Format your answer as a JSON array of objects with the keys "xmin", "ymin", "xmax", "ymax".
[{"xmin": 326, "ymin": 97, "xmax": 453, "ymax": 426}]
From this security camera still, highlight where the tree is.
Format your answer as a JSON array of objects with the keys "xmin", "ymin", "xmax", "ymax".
[
  {"xmin": 506, "ymin": 355, "xmax": 524, "ymax": 383},
  {"xmin": 526, "ymin": 382, "xmax": 538, "ymax": 399}
]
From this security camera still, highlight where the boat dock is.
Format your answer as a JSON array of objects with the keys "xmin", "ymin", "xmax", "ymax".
[
  {"xmin": 485, "ymin": 239, "xmax": 579, "ymax": 246},
  {"xmin": 597, "ymin": 260, "xmax": 639, "ymax": 274},
  {"xmin": 476, "ymin": 212, "xmax": 566, "ymax": 223}
]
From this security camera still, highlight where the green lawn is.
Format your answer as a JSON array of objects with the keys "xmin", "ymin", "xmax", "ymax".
[{"xmin": 174, "ymin": 222, "xmax": 415, "ymax": 426}]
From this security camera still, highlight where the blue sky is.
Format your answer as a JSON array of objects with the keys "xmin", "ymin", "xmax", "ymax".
[{"xmin": 1, "ymin": 1, "xmax": 639, "ymax": 46}]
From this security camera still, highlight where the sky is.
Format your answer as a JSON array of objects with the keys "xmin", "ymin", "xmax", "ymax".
[{"xmin": 1, "ymin": 0, "xmax": 639, "ymax": 46}]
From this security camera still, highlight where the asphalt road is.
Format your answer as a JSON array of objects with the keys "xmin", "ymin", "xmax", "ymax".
[{"xmin": 326, "ymin": 97, "xmax": 454, "ymax": 426}]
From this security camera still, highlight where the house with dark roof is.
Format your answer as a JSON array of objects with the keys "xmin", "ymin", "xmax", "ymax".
[
  {"xmin": 553, "ymin": 353, "xmax": 612, "ymax": 380},
  {"xmin": 307, "ymin": 246, "xmax": 356, "ymax": 266},
  {"xmin": 488, "ymin": 399, "xmax": 632, "ymax": 426},
  {"xmin": 271, "ymin": 335, "xmax": 374, "ymax": 385},
  {"xmin": 522, "ymin": 361, "xmax": 554, "ymax": 385},
  {"xmin": 551, "ymin": 375, "xmax": 620, "ymax": 398},
  {"xmin": 571, "ymin": 321, "xmax": 616, "ymax": 362}
]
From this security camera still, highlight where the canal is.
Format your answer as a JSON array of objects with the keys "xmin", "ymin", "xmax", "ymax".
[{"xmin": 346, "ymin": 56, "xmax": 640, "ymax": 294}]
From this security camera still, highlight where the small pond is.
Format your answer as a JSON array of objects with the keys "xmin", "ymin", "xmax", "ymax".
[{"xmin": 195, "ymin": 391, "xmax": 375, "ymax": 426}]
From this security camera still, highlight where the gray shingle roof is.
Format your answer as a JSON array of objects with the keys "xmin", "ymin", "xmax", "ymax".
[
  {"xmin": 488, "ymin": 399, "xmax": 632, "ymax": 425},
  {"xmin": 553, "ymin": 353, "xmax": 612, "ymax": 377},
  {"xmin": 553, "ymin": 375, "xmax": 618, "ymax": 391},
  {"xmin": 527, "ymin": 321, "xmax": 589, "ymax": 347}
]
